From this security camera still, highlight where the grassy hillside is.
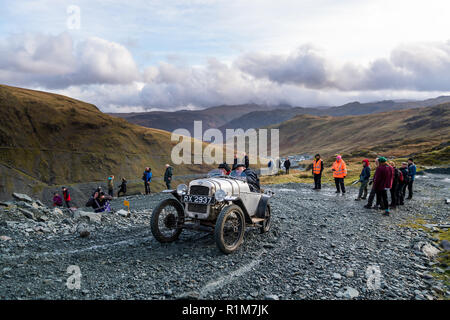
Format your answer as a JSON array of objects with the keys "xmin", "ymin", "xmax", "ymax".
[
  {"xmin": 0, "ymin": 84, "xmax": 215, "ymax": 201},
  {"xmin": 273, "ymin": 103, "xmax": 450, "ymax": 160}
]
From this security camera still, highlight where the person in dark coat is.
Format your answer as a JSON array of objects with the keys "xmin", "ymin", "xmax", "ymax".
[
  {"xmin": 355, "ymin": 159, "xmax": 371, "ymax": 200},
  {"xmin": 86, "ymin": 190, "xmax": 113, "ymax": 213},
  {"xmin": 364, "ymin": 158, "xmax": 381, "ymax": 209},
  {"xmin": 62, "ymin": 187, "xmax": 71, "ymax": 208},
  {"xmin": 233, "ymin": 163, "xmax": 260, "ymax": 193},
  {"xmin": 117, "ymin": 178, "xmax": 127, "ymax": 197},
  {"xmin": 52, "ymin": 192, "xmax": 63, "ymax": 207},
  {"xmin": 283, "ymin": 158, "xmax": 291, "ymax": 174},
  {"xmin": 312, "ymin": 154, "xmax": 324, "ymax": 190},
  {"xmin": 372, "ymin": 157, "xmax": 393, "ymax": 216},
  {"xmin": 388, "ymin": 161, "xmax": 401, "ymax": 208},
  {"xmin": 398, "ymin": 162, "xmax": 409, "ymax": 205},
  {"xmin": 407, "ymin": 158, "xmax": 416, "ymax": 199},
  {"xmin": 142, "ymin": 167, "xmax": 152, "ymax": 195},
  {"xmin": 164, "ymin": 164, "xmax": 173, "ymax": 189}
]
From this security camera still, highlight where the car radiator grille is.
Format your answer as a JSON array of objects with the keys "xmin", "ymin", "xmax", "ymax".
[
  {"xmin": 188, "ymin": 185, "xmax": 210, "ymax": 213},
  {"xmin": 189, "ymin": 185, "xmax": 210, "ymax": 195}
]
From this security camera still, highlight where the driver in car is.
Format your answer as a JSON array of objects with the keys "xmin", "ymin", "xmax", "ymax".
[
  {"xmin": 218, "ymin": 163, "xmax": 231, "ymax": 175},
  {"xmin": 233, "ymin": 163, "xmax": 260, "ymax": 193}
]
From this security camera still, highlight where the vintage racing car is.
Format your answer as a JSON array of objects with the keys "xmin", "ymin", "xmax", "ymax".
[{"xmin": 150, "ymin": 169, "xmax": 273, "ymax": 254}]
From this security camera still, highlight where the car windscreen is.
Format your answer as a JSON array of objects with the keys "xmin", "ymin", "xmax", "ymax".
[
  {"xmin": 207, "ymin": 169, "xmax": 225, "ymax": 178},
  {"xmin": 229, "ymin": 170, "xmax": 247, "ymax": 181}
]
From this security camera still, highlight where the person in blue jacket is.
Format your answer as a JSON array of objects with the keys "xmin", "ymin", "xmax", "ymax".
[
  {"xmin": 142, "ymin": 167, "xmax": 152, "ymax": 195},
  {"xmin": 355, "ymin": 159, "xmax": 371, "ymax": 200},
  {"xmin": 407, "ymin": 158, "xmax": 416, "ymax": 199}
]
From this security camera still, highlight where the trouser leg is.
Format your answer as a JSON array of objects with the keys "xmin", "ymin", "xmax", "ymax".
[
  {"xmin": 340, "ymin": 178, "xmax": 345, "ymax": 193},
  {"xmin": 362, "ymin": 181, "xmax": 368, "ymax": 199},
  {"xmin": 335, "ymin": 178, "xmax": 340, "ymax": 192},
  {"xmin": 407, "ymin": 181, "xmax": 413, "ymax": 198},
  {"xmin": 367, "ymin": 188, "xmax": 376, "ymax": 206}
]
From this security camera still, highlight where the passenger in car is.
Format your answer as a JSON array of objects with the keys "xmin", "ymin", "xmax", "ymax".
[{"xmin": 233, "ymin": 163, "xmax": 260, "ymax": 193}]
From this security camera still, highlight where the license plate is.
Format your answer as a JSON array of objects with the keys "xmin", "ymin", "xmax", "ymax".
[{"xmin": 182, "ymin": 194, "xmax": 215, "ymax": 205}]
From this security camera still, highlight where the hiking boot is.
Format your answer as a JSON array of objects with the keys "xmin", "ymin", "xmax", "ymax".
[
  {"xmin": 361, "ymin": 197, "xmax": 367, "ymax": 200},
  {"xmin": 335, "ymin": 191, "xmax": 340, "ymax": 193},
  {"xmin": 383, "ymin": 210, "xmax": 390, "ymax": 216},
  {"xmin": 355, "ymin": 198, "xmax": 361, "ymax": 201},
  {"xmin": 363, "ymin": 204, "xmax": 372, "ymax": 209}
]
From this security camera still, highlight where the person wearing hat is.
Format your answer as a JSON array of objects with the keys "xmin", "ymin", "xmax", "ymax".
[
  {"xmin": 233, "ymin": 163, "xmax": 260, "ymax": 193},
  {"xmin": 218, "ymin": 163, "xmax": 231, "ymax": 175},
  {"xmin": 331, "ymin": 155, "xmax": 347, "ymax": 193},
  {"xmin": 107, "ymin": 175, "xmax": 114, "ymax": 197},
  {"xmin": 398, "ymin": 162, "xmax": 409, "ymax": 205},
  {"xmin": 372, "ymin": 156, "xmax": 393, "ymax": 216},
  {"xmin": 312, "ymin": 154, "xmax": 324, "ymax": 190},
  {"xmin": 355, "ymin": 159, "xmax": 371, "ymax": 201}
]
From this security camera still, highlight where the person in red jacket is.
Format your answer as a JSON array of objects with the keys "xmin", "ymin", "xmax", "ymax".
[
  {"xmin": 62, "ymin": 186, "xmax": 71, "ymax": 208},
  {"xmin": 372, "ymin": 157, "xmax": 393, "ymax": 216}
]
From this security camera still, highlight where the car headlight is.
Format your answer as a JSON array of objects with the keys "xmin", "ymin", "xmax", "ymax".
[
  {"xmin": 176, "ymin": 184, "xmax": 188, "ymax": 196},
  {"xmin": 214, "ymin": 189, "xmax": 227, "ymax": 202}
]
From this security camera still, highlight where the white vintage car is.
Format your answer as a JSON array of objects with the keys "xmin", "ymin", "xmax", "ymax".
[{"xmin": 150, "ymin": 169, "xmax": 273, "ymax": 254}]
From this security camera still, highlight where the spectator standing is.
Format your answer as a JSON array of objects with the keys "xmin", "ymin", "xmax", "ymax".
[
  {"xmin": 312, "ymin": 154, "xmax": 324, "ymax": 190},
  {"xmin": 407, "ymin": 158, "xmax": 417, "ymax": 199},
  {"xmin": 142, "ymin": 167, "xmax": 152, "ymax": 195},
  {"xmin": 372, "ymin": 157, "xmax": 393, "ymax": 216},
  {"xmin": 62, "ymin": 187, "xmax": 71, "ymax": 208},
  {"xmin": 332, "ymin": 155, "xmax": 347, "ymax": 194},
  {"xmin": 117, "ymin": 178, "xmax": 127, "ymax": 197},
  {"xmin": 283, "ymin": 158, "xmax": 291, "ymax": 174},
  {"xmin": 107, "ymin": 175, "xmax": 115, "ymax": 197},
  {"xmin": 355, "ymin": 159, "xmax": 371, "ymax": 200},
  {"xmin": 164, "ymin": 164, "xmax": 173, "ymax": 189}
]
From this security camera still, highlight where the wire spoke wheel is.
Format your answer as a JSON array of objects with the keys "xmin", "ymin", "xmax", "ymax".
[
  {"xmin": 215, "ymin": 205, "xmax": 245, "ymax": 254},
  {"xmin": 151, "ymin": 199, "xmax": 184, "ymax": 243},
  {"xmin": 260, "ymin": 204, "xmax": 271, "ymax": 234}
]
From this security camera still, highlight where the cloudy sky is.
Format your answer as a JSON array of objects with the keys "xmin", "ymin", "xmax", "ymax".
[{"xmin": 1, "ymin": 0, "xmax": 450, "ymax": 111}]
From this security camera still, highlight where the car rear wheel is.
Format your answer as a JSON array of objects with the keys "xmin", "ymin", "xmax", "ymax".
[
  {"xmin": 214, "ymin": 205, "xmax": 246, "ymax": 254},
  {"xmin": 151, "ymin": 199, "xmax": 184, "ymax": 243},
  {"xmin": 260, "ymin": 204, "xmax": 271, "ymax": 234}
]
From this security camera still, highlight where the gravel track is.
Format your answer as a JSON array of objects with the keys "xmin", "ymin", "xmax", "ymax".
[{"xmin": 0, "ymin": 173, "xmax": 449, "ymax": 300}]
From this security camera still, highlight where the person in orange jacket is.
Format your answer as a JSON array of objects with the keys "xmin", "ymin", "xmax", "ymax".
[{"xmin": 332, "ymin": 155, "xmax": 347, "ymax": 194}]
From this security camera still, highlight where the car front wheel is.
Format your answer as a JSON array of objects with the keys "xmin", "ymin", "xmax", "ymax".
[
  {"xmin": 214, "ymin": 205, "xmax": 246, "ymax": 254},
  {"xmin": 150, "ymin": 199, "xmax": 184, "ymax": 243}
]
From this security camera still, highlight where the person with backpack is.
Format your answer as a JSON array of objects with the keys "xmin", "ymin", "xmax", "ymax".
[
  {"xmin": 355, "ymin": 159, "xmax": 371, "ymax": 200},
  {"xmin": 117, "ymin": 178, "xmax": 127, "ymax": 197},
  {"xmin": 388, "ymin": 161, "xmax": 401, "ymax": 208},
  {"xmin": 407, "ymin": 158, "xmax": 417, "ymax": 199},
  {"xmin": 142, "ymin": 167, "xmax": 152, "ymax": 195},
  {"xmin": 398, "ymin": 162, "xmax": 409, "ymax": 205},
  {"xmin": 62, "ymin": 187, "xmax": 71, "ymax": 208}
]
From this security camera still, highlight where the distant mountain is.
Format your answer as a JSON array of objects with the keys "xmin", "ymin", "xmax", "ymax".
[
  {"xmin": 109, "ymin": 103, "xmax": 292, "ymax": 134},
  {"xmin": 273, "ymin": 103, "xmax": 450, "ymax": 159},
  {"xmin": 218, "ymin": 96, "xmax": 450, "ymax": 132}
]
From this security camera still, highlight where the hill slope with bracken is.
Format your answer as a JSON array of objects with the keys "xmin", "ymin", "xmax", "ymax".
[
  {"xmin": 273, "ymin": 103, "xmax": 450, "ymax": 162},
  {"xmin": 0, "ymin": 85, "xmax": 212, "ymax": 201}
]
